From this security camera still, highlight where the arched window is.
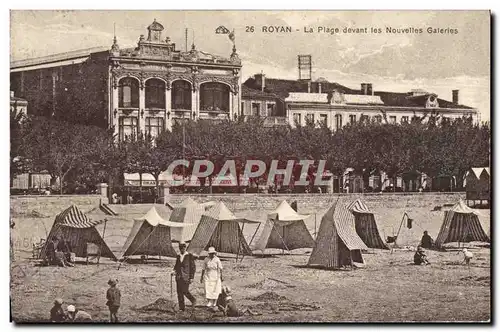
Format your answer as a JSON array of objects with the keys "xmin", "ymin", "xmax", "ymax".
[
  {"xmin": 145, "ymin": 79, "xmax": 165, "ymax": 109},
  {"xmin": 118, "ymin": 77, "xmax": 139, "ymax": 108},
  {"xmin": 171, "ymin": 80, "xmax": 192, "ymax": 109},
  {"xmin": 200, "ymin": 83, "xmax": 229, "ymax": 112}
]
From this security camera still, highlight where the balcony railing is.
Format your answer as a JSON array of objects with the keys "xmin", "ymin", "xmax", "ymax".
[{"xmin": 264, "ymin": 116, "xmax": 288, "ymax": 126}]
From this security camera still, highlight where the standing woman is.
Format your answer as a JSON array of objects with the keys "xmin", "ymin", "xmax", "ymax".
[{"xmin": 200, "ymin": 247, "xmax": 223, "ymax": 308}]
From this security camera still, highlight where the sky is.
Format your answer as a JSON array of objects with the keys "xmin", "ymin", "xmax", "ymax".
[{"xmin": 10, "ymin": 10, "xmax": 490, "ymax": 122}]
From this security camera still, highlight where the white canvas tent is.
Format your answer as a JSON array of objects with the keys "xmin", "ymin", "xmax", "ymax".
[
  {"xmin": 187, "ymin": 202, "xmax": 259, "ymax": 258},
  {"xmin": 121, "ymin": 206, "xmax": 192, "ymax": 259},
  {"xmin": 168, "ymin": 198, "xmax": 207, "ymax": 243},
  {"xmin": 253, "ymin": 200, "xmax": 315, "ymax": 253}
]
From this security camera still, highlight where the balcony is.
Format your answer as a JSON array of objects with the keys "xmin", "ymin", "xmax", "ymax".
[{"xmin": 263, "ymin": 116, "xmax": 288, "ymax": 126}]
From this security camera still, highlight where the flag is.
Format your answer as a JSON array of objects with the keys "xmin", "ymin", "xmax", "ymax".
[
  {"xmin": 407, "ymin": 218, "xmax": 413, "ymax": 229},
  {"xmin": 228, "ymin": 29, "xmax": 235, "ymax": 43}
]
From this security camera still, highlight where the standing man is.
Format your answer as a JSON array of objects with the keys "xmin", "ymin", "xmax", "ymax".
[{"xmin": 172, "ymin": 242, "xmax": 197, "ymax": 311}]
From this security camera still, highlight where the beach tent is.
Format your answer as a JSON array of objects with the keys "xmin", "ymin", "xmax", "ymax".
[
  {"xmin": 308, "ymin": 202, "xmax": 368, "ymax": 269},
  {"xmin": 168, "ymin": 198, "xmax": 207, "ymax": 243},
  {"xmin": 121, "ymin": 206, "xmax": 192, "ymax": 258},
  {"xmin": 41, "ymin": 205, "xmax": 116, "ymax": 260},
  {"xmin": 187, "ymin": 202, "xmax": 258, "ymax": 257},
  {"xmin": 252, "ymin": 200, "xmax": 315, "ymax": 252},
  {"xmin": 347, "ymin": 199, "xmax": 389, "ymax": 249},
  {"xmin": 435, "ymin": 200, "xmax": 490, "ymax": 248}
]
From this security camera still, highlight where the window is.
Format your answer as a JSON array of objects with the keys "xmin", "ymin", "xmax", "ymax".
[
  {"xmin": 251, "ymin": 102, "xmax": 260, "ymax": 116},
  {"xmin": 401, "ymin": 116, "xmax": 409, "ymax": 123},
  {"xmin": 319, "ymin": 114, "xmax": 327, "ymax": 126},
  {"xmin": 200, "ymin": 83, "xmax": 229, "ymax": 111},
  {"xmin": 145, "ymin": 79, "xmax": 166, "ymax": 109},
  {"xmin": 119, "ymin": 116, "xmax": 138, "ymax": 141},
  {"xmin": 266, "ymin": 102, "xmax": 276, "ymax": 116},
  {"xmin": 241, "ymin": 102, "xmax": 244, "ymax": 115},
  {"xmin": 293, "ymin": 113, "xmax": 301, "ymax": 125},
  {"xmin": 172, "ymin": 80, "xmax": 192, "ymax": 110},
  {"xmin": 374, "ymin": 115, "xmax": 382, "ymax": 123},
  {"xmin": 118, "ymin": 78, "xmax": 139, "ymax": 108},
  {"xmin": 305, "ymin": 113, "xmax": 314, "ymax": 125},
  {"xmin": 389, "ymin": 116, "xmax": 397, "ymax": 124},
  {"xmin": 335, "ymin": 114, "xmax": 343, "ymax": 130},
  {"xmin": 145, "ymin": 117, "xmax": 164, "ymax": 138},
  {"xmin": 349, "ymin": 114, "xmax": 356, "ymax": 124}
]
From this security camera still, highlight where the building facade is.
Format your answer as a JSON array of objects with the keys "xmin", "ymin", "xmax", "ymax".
[
  {"xmin": 10, "ymin": 20, "xmax": 242, "ymax": 139},
  {"xmin": 242, "ymin": 75, "xmax": 478, "ymax": 130}
]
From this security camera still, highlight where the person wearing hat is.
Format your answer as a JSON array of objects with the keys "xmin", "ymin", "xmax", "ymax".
[
  {"xmin": 200, "ymin": 247, "xmax": 223, "ymax": 308},
  {"xmin": 172, "ymin": 242, "xmax": 197, "ymax": 311},
  {"xmin": 50, "ymin": 298, "xmax": 66, "ymax": 322},
  {"xmin": 106, "ymin": 278, "xmax": 121, "ymax": 322},
  {"xmin": 414, "ymin": 246, "xmax": 430, "ymax": 265},
  {"xmin": 66, "ymin": 305, "xmax": 92, "ymax": 322}
]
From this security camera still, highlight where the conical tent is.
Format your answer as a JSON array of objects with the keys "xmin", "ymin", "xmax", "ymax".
[
  {"xmin": 253, "ymin": 200, "xmax": 315, "ymax": 252},
  {"xmin": 348, "ymin": 199, "xmax": 389, "ymax": 249},
  {"xmin": 187, "ymin": 202, "xmax": 257, "ymax": 256},
  {"xmin": 308, "ymin": 202, "xmax": 367, "ymax": 269},
  {"xmin": 435, "ymin": 200, "xmax": 490, "ymax": 248},
  {"xmin": 41, "ymin": 205, "xmax": 116, "ymax": 260},
  {"xmin": 168, "ymin": 198, "xmax": 206, "ymax": 243},
  {"xmin": 121, "ymin": 207, "xmax": 192, "ymax": 258}
]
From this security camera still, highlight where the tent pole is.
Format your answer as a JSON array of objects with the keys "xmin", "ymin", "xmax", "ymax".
[
  {"xmin": 273, "ymin": 222, "xmax": 290, "ymax": 254},
  {"xmin": 392, "ymin": 212, "xmax": 407, "ymax": 253},
  {"xmin": 314, "ymin": 214, "xmax": 317, "ymax": 240}
]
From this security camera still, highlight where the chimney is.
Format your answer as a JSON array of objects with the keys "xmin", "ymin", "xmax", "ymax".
[
  {"xmin": 318, "ymin": 82, "xmax": 322, "ymax": 94},
  {"xmin": 367, "ymin": 83, "xmax": 373, "ymax": 96},
  {"xmin": 10, "ymin": 91, "xmax": 14, "ymax": 98},
  {"xmin": 307, "ymin": 81, "xmax": 311, "ymax": 93},
  {"xmin": 361, "ymin": 83, "xmax": 367, "ymax": 95},
  {"xmin": 452, "ymin": 90, "xmax": 459, "ymax": 104},
  {"xmin": 255, "ymin": 73, "xmax": 266, "ymax": 92}
]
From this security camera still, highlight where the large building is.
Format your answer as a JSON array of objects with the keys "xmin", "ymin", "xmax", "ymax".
[
  {"xmin": 10, "ymin": 19, "xmax": 242, "ymax": 139},
  {"xmin": 242, "ymin": 74, "xmax": 478, "ymax": 129}
]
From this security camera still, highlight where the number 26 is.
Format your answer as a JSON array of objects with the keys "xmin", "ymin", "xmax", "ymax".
[{"xmin": 246, "ymin": 26, "xmax": 255, "ymax": 33}]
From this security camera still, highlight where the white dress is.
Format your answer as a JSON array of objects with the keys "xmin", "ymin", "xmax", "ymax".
[{"xmin": 203, "ymin": 256, "xmax": 222, "ymax": 300}]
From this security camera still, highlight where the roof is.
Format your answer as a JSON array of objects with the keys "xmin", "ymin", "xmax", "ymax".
[
  {"xmin": 148, "ymin": 19, "xmax": 164, "ymax": 31},
  {"xmin": 11, "ymin": 96, "xmax": 28, "ymax": 104},
  {"xmin": 135, "ymin": 206, "xmax": 192, "ymax": 228},
  {"xmin": 55, "ymin": 205, "xmax": 104, "ymax": 228},
  {"xmin": 347, "ymin": 199, "xmax": 372, "ymax": 214},
  {"xmin": 241, "ymin": 84, "xmax": 280, "ymax": 100},
  {"xmin": 268, "ymin": 200, "xmax": 310, "ymax": 221},
  {"xmin": 374, "ymin": 91, "xmax": 474, "ymax": 110},
  {"xmin": 243, "ymin": 76, "xmax": 476, "ymax": 110},
  {"xmin": 470, "ymin": 167, "xmax": 490, "ymax": 179},
  {"xmin": 450, "ymin": 200, "xmax": 480, "ymax": 215},
  {"xmin": 243, "ymin": 77, "xmax": 357, "ymax": 100}
]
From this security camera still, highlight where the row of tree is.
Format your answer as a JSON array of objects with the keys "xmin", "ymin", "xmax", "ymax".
[{"xmin": 11, "ymin": 110, "xmax": 490, "ymax": 194}]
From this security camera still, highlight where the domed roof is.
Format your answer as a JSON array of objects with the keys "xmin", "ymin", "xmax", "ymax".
[{"xmin": 148, "ymin": 19, "xmax": 164, "ymax": 31}]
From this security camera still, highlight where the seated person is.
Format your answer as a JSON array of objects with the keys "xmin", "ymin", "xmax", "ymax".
[
  {"xmin": 420, "ymin": 231, "xmax": 434, "ymax": 249},
  {"xmin": 56, "ymin": 237, "xmax": 74, "ymax": 267},
  {"xmin": 414, "ymin": 246, "xmax": 430, "ymax": 265},
  {"xmin": 66, "ymin": 305, "xmax": 92, "ymax": 322},
  {"xmin": 216, "ymin": 286, "xmax": 255, "ymax": 317},
  {"xmin": 50, "ymin": 298, "xmax": 67, "ymax": 322}
]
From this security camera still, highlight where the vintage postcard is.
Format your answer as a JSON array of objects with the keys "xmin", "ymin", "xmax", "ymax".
[{"xmin": 10, "ymin": 10, "xmax": 491, "ymax": 323}]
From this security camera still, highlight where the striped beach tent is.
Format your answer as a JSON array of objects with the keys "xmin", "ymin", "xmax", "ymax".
[
  {"xmin": 348, "ymin": 199, "xmax": 389, "ymax": 249},
  {"xmin": 168, "ymin": 198, "xmax": 207, "ymax": 243},
  {"xmin": 252, "ymin": 200, "xmax": 315, "ymax": 252},
  {"xmin": 308, "ymin": 202, "xmax": 367, "ymax": 269},
  {"xmin": 41, "ymin": 205, "xmax": 116, "ymax": 260},
  {"xmin": 121, "ymin": 206, "xmax": 193, "ymax": 259},
  {"xmin": 435, "ymin": 200, "xmax": 490, "ymax": 248},
  {"xmin": 187, "ymin": 202, "xmax": 258, "ymax": 257}
]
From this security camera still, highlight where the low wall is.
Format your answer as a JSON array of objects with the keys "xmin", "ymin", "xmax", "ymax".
[
  {"xmin": 10, "ymin": 195, "xmax": 103, "ymax": 217},
  {"xmin": 163, "ymin": 192, "xmax": 466, "ymax": 213}
]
